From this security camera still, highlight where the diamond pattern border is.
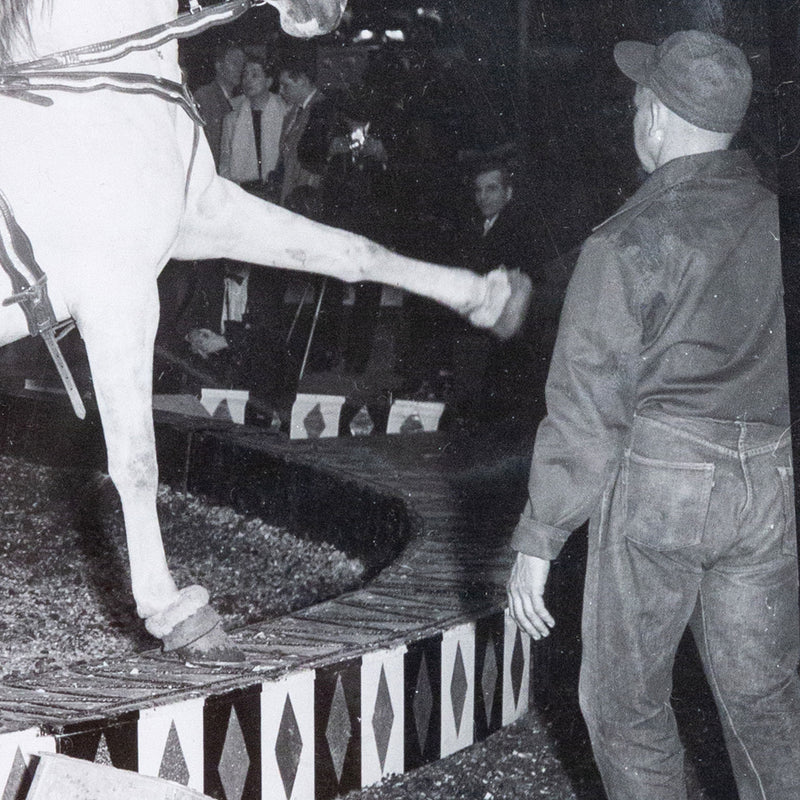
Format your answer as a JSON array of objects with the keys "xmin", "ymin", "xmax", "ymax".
[
  {"xmin": 262, "ymin": 669, "xmax": 315, "ymax": 800},
  {"xmin": 315, "ymin": 657, "xmax": 361, "ymax": 800},
  {"xmin": 404, "ymin": 634, "xmax": 441, "ymax": 770},
  {"xmin": 204, "ymin": 686, "xmax": 261, "ymax": 800},
  {"xmin": 474, "ymin": 612, "xmax": 505, "ymax": 741},
  {"xmin": 361, "ymin": 646, "xmax": 406, "ymax": 785}
]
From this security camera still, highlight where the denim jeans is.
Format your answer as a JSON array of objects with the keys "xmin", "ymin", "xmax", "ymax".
[{"xmin": 579, "ymin": 410, "xmax": 800, "ymax": 800}]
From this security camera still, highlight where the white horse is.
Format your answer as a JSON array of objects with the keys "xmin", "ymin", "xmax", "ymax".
[{"xmin": 0, "ymin": 0, "xmax": 528, "ymax": 663}]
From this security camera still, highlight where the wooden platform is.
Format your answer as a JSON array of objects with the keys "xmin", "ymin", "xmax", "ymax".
[{"xmin": 0, "ymin": 390, "xmax": 539, "ymax": 800}]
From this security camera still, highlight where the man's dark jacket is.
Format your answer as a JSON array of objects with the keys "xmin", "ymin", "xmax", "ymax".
[{"xmin": 512, "ymin": 150, "xmax": 787, "ymax": 560}]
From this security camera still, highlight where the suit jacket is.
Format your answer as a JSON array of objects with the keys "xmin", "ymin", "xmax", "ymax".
[
  {"xmin": 459, "ymin": 201, "xmax": 541, "ymax": 279},
  {"xmin": 219, "ymin": 94, "xmax": 288, "ymax": 183},
  {"xmin": 194, "ymin": 80, "xmax": 235, "ymax": 167},
  {"xmin": 277, "ymin": 90, "xmax": 329, "ymax": 205},
  {"xmin": 181, "ymin": 262, "xmax": 287, "ymax": 400}
]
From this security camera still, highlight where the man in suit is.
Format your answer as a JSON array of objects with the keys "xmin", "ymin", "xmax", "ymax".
[
  {"xmin": 459, "ymin": 159, "xmax": 537, "ymax": 277},
  {"xmin": 409, "ymin": 159, "xmax": 551, "ymax": 426},
  {"xmin": 180, "ymin": 42, "xmax": 248, "ymax": 396},
  {"xmin": 269, "ymin": 58, "xmax": 347, "ymax": 372},
  {"xmin": 180, "ymin": 261, "xmax": 290, "ymax": 411},
  {"xmin": 194, "ymin": 42, "xmax": 246, "ymax": 167},
  {"xmin": 455, "ymin": 159, "xmax": 548, "ymax": 423},
  {"xmin": 273, "ymin": 58, "xmax": 329, "ymax": 205}
]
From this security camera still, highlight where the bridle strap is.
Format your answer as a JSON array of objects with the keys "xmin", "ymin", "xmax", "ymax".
[
  {"xmin": 0, "ymin": 0, "xmax": 267, "ymax": 115},
  {"xmin": 0, "ymin": 70, "xmax": 204, "ymax": 122},
  {"xmin": 7, "ymin": 0, "xmax": 268, "ymax": 72}
]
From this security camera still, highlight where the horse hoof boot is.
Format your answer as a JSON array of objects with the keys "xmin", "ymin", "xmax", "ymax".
[
  {"xmin": 173, "ymin": 623, "xmax": 246, "ymax": 666},
  {"xmin": 491, "ymin": 269, "xmax": 533, "ymax": 341},
  {"xmin": 160, "ymin": 602, "xmax": 246, "ymax": 665}
]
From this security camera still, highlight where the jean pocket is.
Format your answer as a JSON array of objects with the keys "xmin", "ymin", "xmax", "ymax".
[
  {"xmin": 624, "ymin": 452, "xmax": 714, "ymax": 551},
  {"xmin": 778, "ymin": 466, "xmax": 797, "ymax": 557}
]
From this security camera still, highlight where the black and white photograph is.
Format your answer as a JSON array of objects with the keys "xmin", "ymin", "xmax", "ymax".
[{"xmin": 0, "ymin": 0, "xmax": 798, "ymax": 798}]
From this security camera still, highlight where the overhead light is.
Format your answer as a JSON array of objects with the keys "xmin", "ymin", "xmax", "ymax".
[
  {"xmin": 416, "ymin": 7, "xmax": 443, "ymax": 23},
  {"xmin": 352, "ymin": 28, "xmax": 375, "ymax": 42},
  {"xmin": 384, "ymin": 29, "xmax": 405, "ymax": 42}
]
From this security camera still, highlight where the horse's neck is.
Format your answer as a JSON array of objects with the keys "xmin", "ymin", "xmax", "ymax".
[{"xmin": 18, "ymin": 0, "xmax": 180, "ymax": 76}]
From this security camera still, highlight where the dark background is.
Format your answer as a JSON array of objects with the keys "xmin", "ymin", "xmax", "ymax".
[{"xmin": 178, "ymin": 0, "xmax": 800, "ymax": 459}]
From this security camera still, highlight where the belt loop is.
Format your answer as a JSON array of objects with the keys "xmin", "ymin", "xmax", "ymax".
[{"xmin": 736, "ymin": 421, "xmax": 753, "ymax": 518}]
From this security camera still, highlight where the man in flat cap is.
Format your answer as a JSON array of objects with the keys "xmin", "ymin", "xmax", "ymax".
[{"xmin": 507, "ymin": 30, "xmax": 800, "ymax": 800}]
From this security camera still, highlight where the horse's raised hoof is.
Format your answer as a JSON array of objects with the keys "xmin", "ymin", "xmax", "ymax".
[{"xmin": 489, "ymin": 268, "xmax": 533, "ymax": 341}]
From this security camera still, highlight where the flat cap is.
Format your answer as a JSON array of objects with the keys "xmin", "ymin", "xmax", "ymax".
[{"xmin": 614, "ymin": 30, "xmax": 752, "ymax": 133}]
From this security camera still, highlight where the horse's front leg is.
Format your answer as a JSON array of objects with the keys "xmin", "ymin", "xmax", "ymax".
[{"xmin": 76, "ymin": 287, "xmax": 242, "ymax": 663}]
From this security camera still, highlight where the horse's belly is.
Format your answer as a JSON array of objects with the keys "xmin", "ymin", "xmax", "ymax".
[{"xmin": 0, "ymin": 94, "xmax": 192, "ymax": 322}]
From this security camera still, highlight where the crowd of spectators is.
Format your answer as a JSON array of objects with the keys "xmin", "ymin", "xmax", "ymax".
[{"xmin": 155, "ymin": 33, "xmax": 567, "ymax": 431}]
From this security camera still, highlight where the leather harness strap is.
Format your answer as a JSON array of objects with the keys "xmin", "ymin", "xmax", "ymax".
[
  {"xmin": 0, "ymin": 189, "xmax": 85, "ymax": 417},
  {"xmin": 0, "ymin": 0, "xmax": 268, "ymax": 113},
  {"xmin": 0, "ymin": 70, "xmax": 204, "ymax": 121},
  {"xmin": 7, "ymin": 0, "xmax": 267, "ymax": 72}
]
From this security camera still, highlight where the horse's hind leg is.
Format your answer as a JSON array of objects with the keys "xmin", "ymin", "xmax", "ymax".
[{"xmin": 76, "ymin": 287, "xmax": 242, "ymax": 663}]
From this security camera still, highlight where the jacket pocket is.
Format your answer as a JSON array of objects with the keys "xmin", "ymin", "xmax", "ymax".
[
  {"xmin": 778, "ymin": 466, "xmax": 797, "ymax": 557},
  {"xmin": 624, "ymin": 452, "xmax": 714, "ymax": 551}
]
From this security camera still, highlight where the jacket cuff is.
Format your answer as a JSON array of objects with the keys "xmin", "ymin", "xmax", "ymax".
[{"xmin": 510, "ymin": 517, "xmax": 571, "ymax": 561}]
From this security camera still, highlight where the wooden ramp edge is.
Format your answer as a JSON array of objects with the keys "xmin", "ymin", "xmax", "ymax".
[{"xmin": 0, "ymin": 391, "xmax": 535, "ymax": 800}]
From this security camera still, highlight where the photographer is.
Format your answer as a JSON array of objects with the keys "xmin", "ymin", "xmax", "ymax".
[{"xmin": 297, "ymin": 90, "xmax": 393, "ymax": 373}]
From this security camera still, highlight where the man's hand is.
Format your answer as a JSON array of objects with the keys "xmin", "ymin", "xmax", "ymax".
[
  {"xmin": 186, "ymin": 328, "xmax": 228, "ymax": 359},
  {"xmin": 507, "ymin": 552, "xmax": 555, "ymax": 640}
]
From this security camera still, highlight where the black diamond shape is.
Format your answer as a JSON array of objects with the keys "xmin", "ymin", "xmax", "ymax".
[
  {"xmin": 413, "ymin": 653, "xmax": 433, "ymax": 752},
  {"xmin": 212, "ymin": 398, "xmax": 233, "ymax": 420},
  {"xmin": 349, "ymin": 406, "xmax": 374, "ymax": 437},
  {"xmin": 304, "ymin": 403, "xmax": 326, "ymax": 438},
  {"xmin": 400, "ymin": 413, "xmax": 424, "ymax": 434},
  {"xmin": 481, "ymin": 634, "xmax": 499, "ymax": 728},
  {"xmin": 159, "ymin": 721, "xmax": 190, "ymax": 786},
  {"xmin": 325, "ymin": 675, "xmax": 353, "ymax": 784},
  {"xmin": 372, "ymin": 666, "xmax": 394, "ymax": 771},
  {"xmin": 219, "ymin": 707, "xmax": 249, "ymax": 800},
  {"xmin": 276, "ymin": 694, "xmax": 303, "ymax": 799},
  {"xmin": 2, "ymin": 747, "xmax": 33, "ymax": 800},
  {"xmin": 511, "ymin": 628, "xmax": 525, "ymax": 708},
  {"xmin": 450, "ymin": 643, "xmax": 468, "ymax": 737}
]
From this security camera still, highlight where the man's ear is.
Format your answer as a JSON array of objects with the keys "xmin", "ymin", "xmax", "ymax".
[{"xmin": 648, "ymin": 95, "xmax": 666, "ymax": 140}]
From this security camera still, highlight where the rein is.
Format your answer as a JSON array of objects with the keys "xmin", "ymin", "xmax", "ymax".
[
  {"xmin": 0, "ymin": 0, "xmax": 267, "ymax": 111},
  {"xmin": 0, "ymin": 0, "xmax": 267, "ymax": 416}
]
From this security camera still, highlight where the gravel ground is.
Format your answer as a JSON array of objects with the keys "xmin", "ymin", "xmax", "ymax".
[
  {"xmin": 0, "ymin": 454, "xmax": 736, "ymax": 800},
  {"xmin": 0, "ymin": 455, "xmax": 364, "ymax": 678}
]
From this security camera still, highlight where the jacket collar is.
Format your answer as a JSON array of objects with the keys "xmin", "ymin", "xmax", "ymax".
[{"xmin": 593, "ymin": 149, "xmax": 757, "ymax": 232}]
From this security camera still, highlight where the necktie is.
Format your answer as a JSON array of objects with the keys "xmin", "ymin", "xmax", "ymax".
[{"xmin": 251, "ymin": 109, "xmax": 263, "ymax": 179}]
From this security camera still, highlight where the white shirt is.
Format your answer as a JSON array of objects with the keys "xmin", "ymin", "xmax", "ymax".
[{"xmin": 221, "ymin": 267, "xmax": 250, "ymax": 334}]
